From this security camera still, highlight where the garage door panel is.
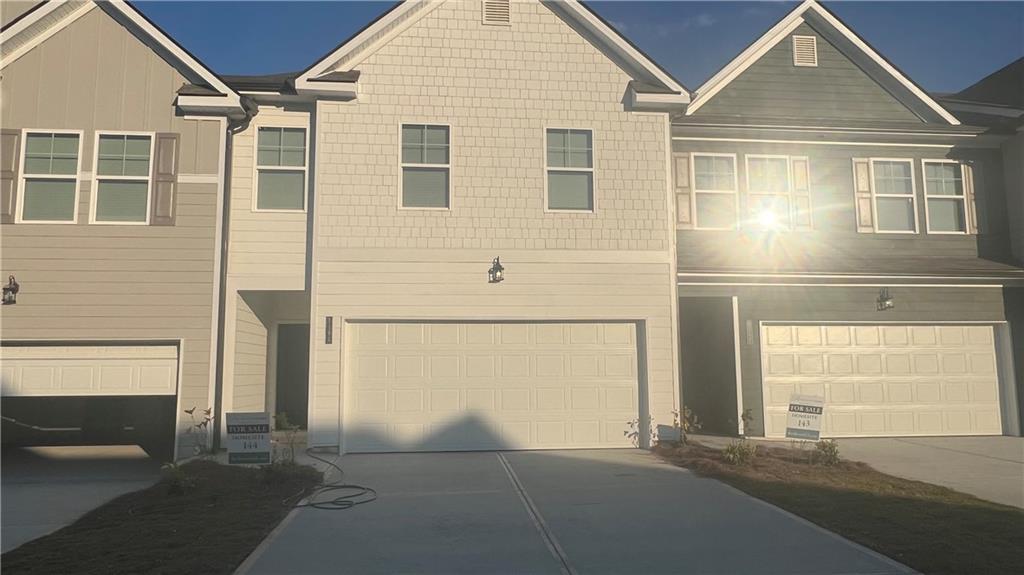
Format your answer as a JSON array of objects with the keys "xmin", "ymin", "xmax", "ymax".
[
  {"xmin": 1, "ymin": 345, "xmax": 178, "ymax": 397},
  {"xmin": 761, "ymin": 324, "xmax": 1001, "ymax": 437},
  {"xmin": 345, "ymin": 321, "xmax": 639, "ymax": 452}
]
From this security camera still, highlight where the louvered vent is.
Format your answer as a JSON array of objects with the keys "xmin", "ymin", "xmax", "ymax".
[
  {"xmin": 792, "ymin": 35, "xmax": 818, "ymax": 67},
  {"xmin": 482, "ymin": 0, "xmax": 511, "ymax": 26}
]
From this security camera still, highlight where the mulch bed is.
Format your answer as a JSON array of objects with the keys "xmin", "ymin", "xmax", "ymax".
[
  {"xmin": 2, "ymin": 460, "xmax": 321, "ymax": 575},
  {"xmin": 655, "ymin": 441, "xmax": 1024, "ymax": 575}
]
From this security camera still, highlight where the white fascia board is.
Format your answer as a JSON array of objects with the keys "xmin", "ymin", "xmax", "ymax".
[
  {"xmin": 1, "ymin": 1, "xmax": 95, "ymax": 68},
  {"xmin": 293, "ymin": 77, "xmax": 358, "ymax": 99},
  {"xmin": 176, "ymin": 95, "xmax": 247, "ymax": 119}
]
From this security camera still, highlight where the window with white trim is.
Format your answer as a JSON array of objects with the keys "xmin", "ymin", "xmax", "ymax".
[
  {"xmin": 692, "ymin": 153, "xmax": 737, "ymax": 229},
  {"xmin": 745, "ymin": 155, "xmax": 791, "ymax": 229},
  {"xmin": 546, "ymin": 128, "xmax": 593, "ymax": 211},
  {"xmin": 401, "ymin": 124, "xmax": 450, "ymax": 209},
  {"xmin": 256, "ymin": 127, "xmax": 306, "ymax": 211},
  {"xmin": 871, "ymin": 159, "xmax": 916, "ymax": 232},
  {"xmin": 18, "ymin": 131, "xmax": 81, "ymax": 223},
  {"xmin": 923, "ymin": 160, "xmax": 967, "ymax": 233},
  {"xmin": 93, "ymin": 133, "xmax": 153, "ymax": 223}
]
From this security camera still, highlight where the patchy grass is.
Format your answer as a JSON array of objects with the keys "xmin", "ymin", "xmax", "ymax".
[
  {"xmin": 2, "ymin": 460, "xmax": 321, "ymax": 575},
  {"xmin": 655, "ymin": 442, "xmax": 1024, "ymax": 575}
]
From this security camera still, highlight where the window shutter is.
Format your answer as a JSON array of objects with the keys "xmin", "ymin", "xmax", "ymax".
[
  {"xmin": 852, "ymin": 158, "xmax": 874, "ymax": 233},
  {"xmin": 150, "ymin": 133, "xmax": 179, "ymax": 226},
  {"xmin": 1, "ymin": 129, "xmax": 20, "ymax": 224},
  {"xmin": 673, "ymin": 152, "xmax": 693, "ymax": 229},
  {"xmin": 790, "ymin": 156, "xmax": 812, "ymax": 230},
  {"xmin": 963, "ymin": 162, "xmax": 979, "ymax": 234}
]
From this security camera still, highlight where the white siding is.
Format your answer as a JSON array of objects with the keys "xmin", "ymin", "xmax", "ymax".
[{"xmin": 232, "ymin": 294, "xmax": 268, "ymax": 412}]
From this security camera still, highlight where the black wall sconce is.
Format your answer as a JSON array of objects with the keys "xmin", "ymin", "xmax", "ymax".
[
  {"xmin": 488, "ymin": 257, "xmax": 505, "ymax": 284},
  {"xmin": 2, "ymin": 275, "xmax": 18, "ymax": 305},
  {"xmin": 876, "ymin": 287, "xmax": 894, "ymax": 311}
]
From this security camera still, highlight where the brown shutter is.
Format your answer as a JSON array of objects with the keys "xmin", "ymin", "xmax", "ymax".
[
  {"xmin": 150, "ymin": 132, "xmax": 179, "ymax": 226},
  {"xmin": 790, "ymin": 156, "xmax": 812, "ymax": 231},
  {"xmin": 1, "ymin": 129, "xmax": 21, "ymax": 224},
  {"xmin": 852, "ymin": 158, "xmax": 874, "ymax": 233},
  {"xmin": 963, "ymin": 162, "xmax": 979, "ymax": 234},
  {"xmin": 674, "ymin": 152, "xmax": 693, "ymax": 229}
]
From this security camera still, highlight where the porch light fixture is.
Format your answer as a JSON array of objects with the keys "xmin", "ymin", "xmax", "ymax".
[
  {"xmin": 2, "ymin": 275, "xmax": 18, "ymax": 305},
  {"xmin": 488, "ymin": 257, "xmax": 505, "ymax": 284},
  {"xmin": 876, "ymin": 288, "xmax": 894, "ymax": 312}
]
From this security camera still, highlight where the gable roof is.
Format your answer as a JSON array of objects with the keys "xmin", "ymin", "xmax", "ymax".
[
  {"xmin": 292, "ymin": 0, "xmax": 688, "ymax": 102},
  {"xmin": 685, "ymin": 0, "xmax": 960, "ymax": 125},
  {"xmin": 1, "ymin": 0, "xmax": 243, "ymax": 115},
  {"xmin": 955, "ymin": 57, "xmax": 1024, "ymax": 109}
]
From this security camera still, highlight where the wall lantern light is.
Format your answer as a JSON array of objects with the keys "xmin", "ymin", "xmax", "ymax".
[
  {"xmin": 876, "ymin": 287, "xmax": 894, "ymax": 312},
  {"xmin": 488, "ymin": 257, "xmax": 505, "ymax": 284},
  {"xmin": 2, "ymin": 275, "xmax": 19, "ymax": 305}
]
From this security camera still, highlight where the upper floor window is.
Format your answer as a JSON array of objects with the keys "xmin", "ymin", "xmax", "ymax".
[
  {"xmin": 871, "ymin": 159, "xmax": 917, "ymax": 233},
  {"xmin": 923, "ymin": 160, "xmax": 967, "ymax": 234},
  {"xmin": 401, "ymin": 124, "xmax": 450, "ymax": 209},
  {"xmin": 92, "ymin": 133, "xmax": 153, "ymax": 224},
  {"xmin": 546, "ymin": 128, "xmax": 593, "ymax": 211},
  {"xmin": 256, "ymin": 127, "xmax": 306, "ymax": 211},
  {"xmin": 745, "ymin": 155, "xmax": 791, "ymax": 230},
  {"xmin": 692, "ymin": 153, "xmax": 737, "ymax": 230},
  {"xmin": 17, "ymin": 131, "xmax": 81, "ymax": 223}
]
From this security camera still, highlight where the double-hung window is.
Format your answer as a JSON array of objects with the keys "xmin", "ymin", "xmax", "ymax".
[
  {"xmin": 871, "ymin": 159, "xmax": 916, "ymax": 232},
  {"xmin": 745, "ymin": 155, "xmax": 791, "ymax": 229},
  {"xmin": 18, "ymin": 131, "xmax": 81, "ymax": 223},
  {"xmin": 401, "ymin": 124, "xmax": 450, "ymax": 209},
  {"xmin": 256, "ymin": 127, "xmax": 307, "ymax": 211},
  {"xmin": 545, "ymin": 128, "xmax": 593, "ymax": 211},
  {"xmin": 692, "ymin": 153, "xmax": 737, "ymax": 229},
  {"xmin": 92, "ymin": 133, "xmax": 153, "ymax": 224},
  {"xmin": 923, "ymin": 160, "xmax": 967, "ymax": 234}
]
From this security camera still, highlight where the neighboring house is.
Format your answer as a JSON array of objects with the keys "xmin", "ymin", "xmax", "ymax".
[
  {"xmin": 673, "ymin": 0, "xmax": 1023, "ymax": 438},
  {"xmin": 0, "ymin": 0, "xmax": 244, "ymax": 458}
]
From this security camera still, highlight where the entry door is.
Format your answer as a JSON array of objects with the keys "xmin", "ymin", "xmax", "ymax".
[
  {"xmin": 344, "ymin": 322, "xmax": 640, "ymax": 452},
  {"xmin": 276, "ymin": 324, "xmax": 310, "ymax": 428},
  {"xmin": 761, "ymin": 324, "xmax": 1002, "ymax": 437}
]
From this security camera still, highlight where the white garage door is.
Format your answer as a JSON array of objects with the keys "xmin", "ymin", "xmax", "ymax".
[
  {"xmin": 761, "ymin": 325, "xmax": 1002, "ymax": 437},
  {"xmin": 0, "ymin": 345, "xmax": 179, "ymax": 397},
  {"xmin": 344, "ymin": 322, "xmax": 639, "ymax": 452}
]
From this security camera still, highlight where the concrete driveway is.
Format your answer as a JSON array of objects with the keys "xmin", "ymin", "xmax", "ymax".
[
  {"xmin": 239, "ymin": 449, "xmax": 911, "ymax": 575},
  {"xmin": 838, "ymin": 436, "xmax": 1024, "ymax": 509},
  {"xmin": 1, "ymin": 445, "xmax": 162, "ymax": 553}
]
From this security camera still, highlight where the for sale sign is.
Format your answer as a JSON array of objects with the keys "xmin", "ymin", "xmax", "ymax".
[
  {"xmin": 226, "ymin": 412, "xmax": 271, "ymax": 464},
  {"xmin": 785, "ymin": 395, "xmax": 825, "ymax": 441}
]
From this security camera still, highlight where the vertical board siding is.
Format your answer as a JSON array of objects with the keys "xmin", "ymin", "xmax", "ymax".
[
  {"xmin": 0, "ymin": 8, "xmax": 222, "ymax": 454},
  {"xmin": 232, "ymin": 294, "xmax": 268, "ymax": 412}
]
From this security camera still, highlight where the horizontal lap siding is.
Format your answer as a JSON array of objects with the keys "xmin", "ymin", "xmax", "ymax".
[
  {"xmin": 0, "ymin": 7, "xmax": 222, "ymax": 454},
  {"xmin": 309, "ymin": 0, "xmax": 676, "ymax": 447},
  {"xmin": 232, "ymin": 295, "xmax": 268, "ymax": 412}
]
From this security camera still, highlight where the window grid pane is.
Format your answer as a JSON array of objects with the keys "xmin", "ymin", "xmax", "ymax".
[
  {"xmin": 95, "ymin": 180, "xmax": 148, "ymax": 222},
  {"xmin": 22, "ymin": 179, "xmax": 77, "ymax": 221},
  {"xmin": 693, "ymin": 155, "xmax": 736, "ymax": 192},
  {"xmin": 257, "ymin": 127, "xmax": 306, "ymax": 168},
  {"xmin": 546, "ymin": 128, "xmax": 592, "ymax": 169},
  {"xmin": 925, "ymin": 163, "xmax": 963, "ymax": 197},
  {"xmin": 98, "ymin": 134, "xmax": 151, "ymax": 177},
  {"xmin": 402, "ymin": 124, "xmax": 449, "ymax": 167},
  {"xmin": 548, "ymin": 171, "xmax": 593, "ymax": 210},
  {"xmin": 257, "ymin": 170, "xmax": 305, "ymax": 210},
  {"xmin": 873, "ymin": 160, "xmax": 913, "ymax": 196},
  {"xmin": 24, "ymin": 133, "xmax": 79, "ymax": 176},
  {"xmin": 928, "ymin": 197, "xmax": 966, "ymax": 232}
]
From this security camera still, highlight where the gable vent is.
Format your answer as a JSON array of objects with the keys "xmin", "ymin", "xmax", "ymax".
[
  {"xmin": 792, "ymin": 35, "xmax": 818, "ymax": 67},
  {"xmin": 482, "ymin": 0, "xmax": 511, "ymax": 26}
]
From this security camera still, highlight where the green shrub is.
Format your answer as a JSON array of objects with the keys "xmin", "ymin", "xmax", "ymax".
[
  {"xmin": 723, "ymin": 440, "xmax": 757, "ymax": 466},
  {"xmin": 161, "ymin": 462, "xmax": 198, "ymax": 495},
  {"xmin": 813, "ymin": 439, "xmax": 841, "ymax": 466}
]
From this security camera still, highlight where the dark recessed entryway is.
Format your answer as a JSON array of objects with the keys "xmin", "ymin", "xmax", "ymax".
[
  {"xmin": 275, "ymin": 324, "xmax": 309, "ymax": 429},
  {"xmin": 679, "ymin": 297, "xmax": 739, "ymax": 436}
]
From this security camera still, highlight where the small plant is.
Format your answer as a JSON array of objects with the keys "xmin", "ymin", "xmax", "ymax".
[
  {"xmin": 723, "ymin": 439, "xmax": 757, "ymax": 466},
  {"xmin": 161, "ymin": 462, "xmax": 198, "ymax": 495},
  {"xmin": 624, "ymin": 414, "xmax": 658, "ymax": 447},
  {"xmin": 740, "ymin": 409, "xmax": 754, "ymax": 437},
  {"xmin": 670, "ymin": 406, "xmax": 702, "ymax": 445},
  {"xmin": 184, "ymin": 406, "xmax": 216, "ymax": 457},
  {"xmin": 273, "ymin": 411, "xmax": 302, "ymax": 464},
  {"xmin": 813, "ymin": 439, "xmax": 841, "ymax": 466}
]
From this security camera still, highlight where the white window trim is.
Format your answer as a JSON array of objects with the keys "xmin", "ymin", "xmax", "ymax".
[
  {"xmin": 543, "ymin": 126, "xmax": 597, "ymax": 214},
  {"xmin": 744, "ymin": 154, "xmax": 793, "ymax": 230},
  {"xmin": 252, "ymin": 125, "xmax": 309, "ymax": 213},
  {"xmin": 398, "ymin": 122, "xmax": 452, "ymax": 211},
  {"xmin": 15, "ymin": 128, "xmax": 84, "ymax": 225},
  {"xmin": 869, "ymin": 157, "xmax": 919, "ymax": 234},
  {"xmin": 691, "ymin": 152, "xmax": 739, "ymax": 230},
  {"xmin": 89, "ymin": 131, "xmax": 155, "ymax": 226},
  {"xmin": 921, "ymin": 159, "xmax": 969, "ymax": 235}
]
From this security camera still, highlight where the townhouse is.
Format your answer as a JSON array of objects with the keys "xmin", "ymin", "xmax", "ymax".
[{"xmin": 1, "ymin": 0, "xmax": 1021, "ymax": 459}]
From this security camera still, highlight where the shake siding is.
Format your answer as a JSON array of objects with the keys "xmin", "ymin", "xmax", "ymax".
[
  {"xmin": 232, "ymin": 294, "xmax": 268, "ymax": 412},
  {"xmin": 694, "ymin": 23, "xmax": 920, "ymax": 122},
  {"xmin": 0, "ymin": 7, "xmax": 222, "ymax": 453},
  {"xmin": 308, "ymin": 0, "xmax": 677, "ymax": 446}
]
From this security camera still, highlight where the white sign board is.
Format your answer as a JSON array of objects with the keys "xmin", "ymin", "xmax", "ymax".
[
  {"xmin": 785, "ymin": 395, "xmax": 824, "ymax": 441},
  {"xmin": 226, "ymin": 412, "xmax": 271, "ymax": 465}
]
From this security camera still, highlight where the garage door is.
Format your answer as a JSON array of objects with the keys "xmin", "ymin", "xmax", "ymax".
[
  {"xmin": 344, "ymin": 322, "xmax": 639, "ymax": 452},
  {"xmin": 0, "ymin": 345, "xmax": 179, "ymax": 397},
  {"xmin": 761, "ymin": 325, "xmax": 1002, "ymax": 437}
]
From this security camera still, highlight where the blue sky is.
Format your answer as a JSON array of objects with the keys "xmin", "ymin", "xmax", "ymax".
[{"xmin": 139, "ymin": 1, "xmax": 1024, "ymax": 93}]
